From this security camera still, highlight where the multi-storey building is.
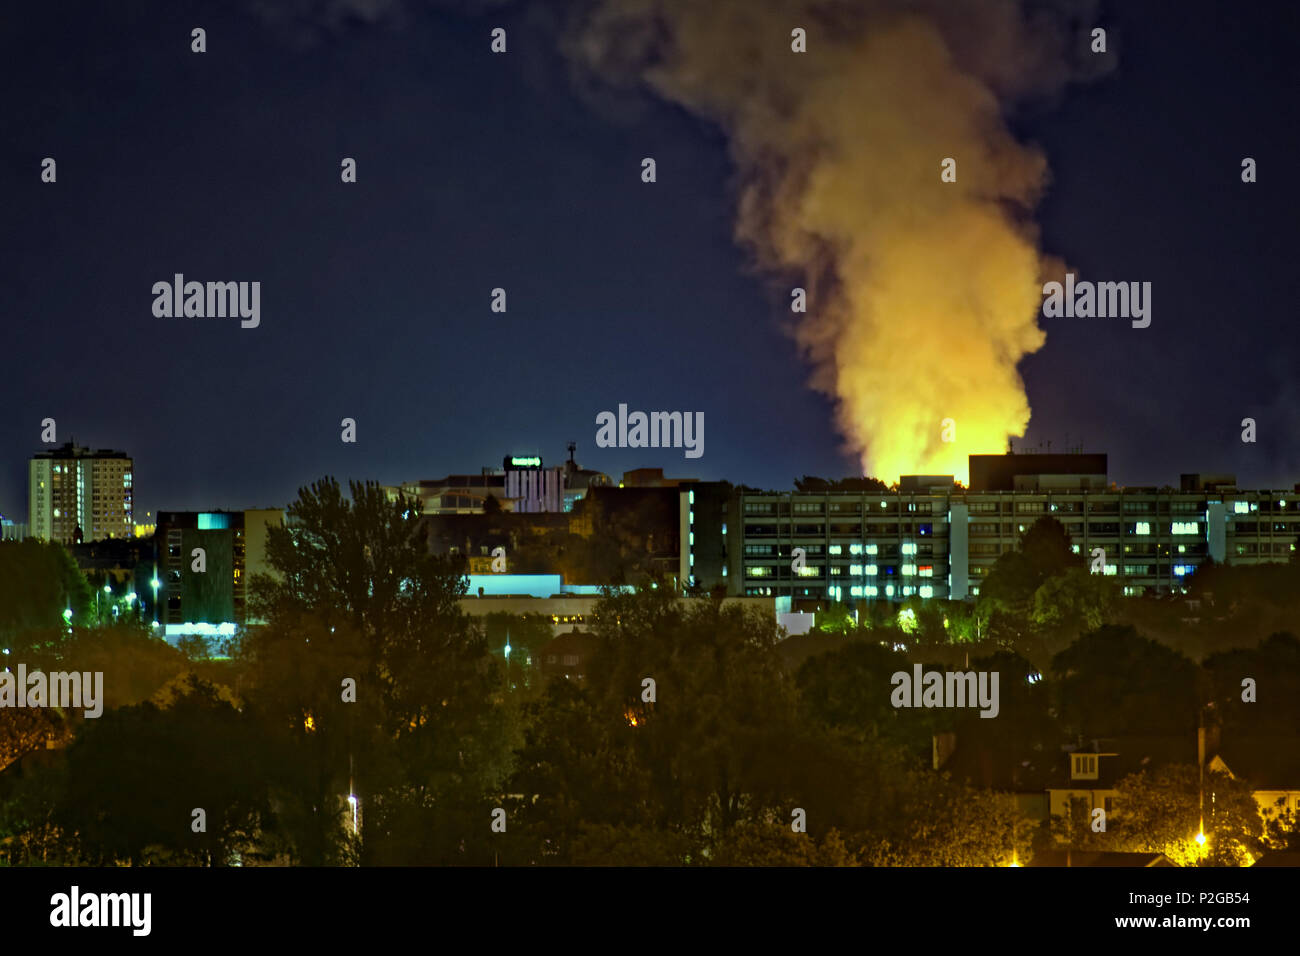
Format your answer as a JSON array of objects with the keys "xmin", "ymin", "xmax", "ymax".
[
  {"xmin": 28, "ymin": 443, "xmax": 133, "ymax": 544},
  {"xmin": 683, "ymin": 456, "xmax": 1299, "ymax": 609},
  {"xmin": 153, "ymin": 508, "xmax": 284, "ymax": 640},
  {"xmin": 393, "ymin": 448, "xmax": 611, "ymax": 516}
]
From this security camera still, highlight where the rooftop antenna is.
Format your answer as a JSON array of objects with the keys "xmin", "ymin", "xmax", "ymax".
[{"xmin": 567, "ymin": 441, "xmax": 576, "ymax": 466}]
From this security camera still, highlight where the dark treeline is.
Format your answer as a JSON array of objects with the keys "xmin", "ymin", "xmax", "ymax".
[{"xmin": 0, "ymin": 484, "xmax": 1296, "ymax": 866}]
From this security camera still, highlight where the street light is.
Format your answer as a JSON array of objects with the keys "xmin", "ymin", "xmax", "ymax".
[{"xmin": 98, "ymin": 582, "xmax": 111, "ymax": 624}]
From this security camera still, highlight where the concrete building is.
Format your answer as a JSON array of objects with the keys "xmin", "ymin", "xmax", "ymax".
[
  {"xmin": 503, "ymin": 455, "xmax": 564, "ymax": 513},
  {"xmin": 28, "ymin": 443, "xmax": 133, "ymax": 544},
  {"xmin": 394, "ymin": 472, "xmax": 509, "ymax": 515},
  {"xmin": 683, "ymin": 454, "xmax": 1300, "ymax": 608},
  {"xmin": 152, "ymin": 508, "xmax": 284, "ymax": 641},
  {"xmin": 457, "ymin": 573, "xmax": 776, "ymax": 638},
  {"xmin": 0, "ymin": 513, "xmax": 28, "ymax": 541},
  {"xmin": 395, "ymin": 447, "xmax": 611, "ymax": 516}
]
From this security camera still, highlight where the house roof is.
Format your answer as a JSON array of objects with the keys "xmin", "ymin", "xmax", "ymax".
[
  {"xmin": 1212, "ymin": 736, "xmax": 1300, "ymax": 790},
  {"xmin": 1047, "ymin": 736, "xmax": 1197, "ymax": 790},
  {"xmin": 939, "ymin": 740, "xmax": 1056, "ymax": 793},
  {"xmin": 540, "ymin": 630, "xmax": 600, "ymax": 659}
]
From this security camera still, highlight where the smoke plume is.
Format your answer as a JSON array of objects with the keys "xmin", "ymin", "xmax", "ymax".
[{"xmin": 565, "ymin": 0, "xmax": 1107, "ymax": 484}]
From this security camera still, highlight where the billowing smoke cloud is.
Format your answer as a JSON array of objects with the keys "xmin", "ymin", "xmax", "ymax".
[{"xmin": 565, "ymin": 0, "xmax": 1108, "ymax": 484}]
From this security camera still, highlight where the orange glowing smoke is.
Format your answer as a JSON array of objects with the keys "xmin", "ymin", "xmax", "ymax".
[{"xmin": 569, "ymin": 0, "xmax": 1108, "ymax": 485}]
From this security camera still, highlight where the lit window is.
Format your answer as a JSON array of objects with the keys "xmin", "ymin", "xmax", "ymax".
[
  {"xmin": 865, "ymin": 544, "xmax": 878, "ymax": 555},
  {"xmin": 919, "ymin": 585, "xmax": 934, "ymax": 598},
  {"xmin": 829, "ymin": 545, "xmax": 842, "ymax": 555},
  {"xmin": 1171, "ymin": 522, "xmax": 1200, "ymax": 535},
  {"xmin": 1135, "ymin": 522, "xmax": 1150, "ymax": 535},
  {"xmin": 901, "ymin": 542, "xmax": 917, "ymax": 555}
]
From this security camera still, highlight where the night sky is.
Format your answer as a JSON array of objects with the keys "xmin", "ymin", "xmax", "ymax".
[{"xmin": 2, "ymin": 0, "xmax": 1297, "ymax": 519}]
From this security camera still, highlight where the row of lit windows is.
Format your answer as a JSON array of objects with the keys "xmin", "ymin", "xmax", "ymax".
[{"xmin": 828, "ymin": 584, "xmax": 936, "ymax": 599}]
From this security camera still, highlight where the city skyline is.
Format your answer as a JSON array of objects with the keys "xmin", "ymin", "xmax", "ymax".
[{"xmin": 3, "ymin": 0, "xmax": 1298, "ymax": 517}]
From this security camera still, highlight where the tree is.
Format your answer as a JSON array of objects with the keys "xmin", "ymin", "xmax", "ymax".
[
  {"xmin": 980, "ymin": 517, "xmax": 1081, "ymax": 616},
  {"xmin": 709, "ymin": 823, "xmax": 859, "ymax": 866},
  {"xmin": 1031, "ymin": 567, "xmax": 1118, "ymax": 640},
  {"xmin": 53, "ymin": 675, "xmax": 269, "ymax": 865},
  {"xmin": 1051, "ymin": 625, "xmax": 1200, "ymax": 737},
  {"xmin": 1100, "ymin": 764, "xmax": 1263, "ymax": 867},
  {"xmin": 0, "ymin": 540, "xmax": 94, "ymax": 645},
  {"xmin": 1204, "ymin": 632, "xmax": 1300, "ymax": 736},
  {"xmin": 862, "ymin": 770, "xmax": 1034, "ymax": 867},
  {"xmin": 247, "ymin": 477, "xmax": 515, "ymax": 865},
  {"xmin": 795, "ymin": 639, "xmax": 939, "ymax": 756},
  {"xmin": 241, "ymin": 610, "xmax": 368, "ymax": 865},
  {"xmin": 507, "ymin": 589, "xmax": 810, "ymax": 861}
]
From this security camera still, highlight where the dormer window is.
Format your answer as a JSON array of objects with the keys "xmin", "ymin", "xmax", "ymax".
[{"xmin": 1072, "ymin": 754, "xmax": 1098, "ymax": 780}]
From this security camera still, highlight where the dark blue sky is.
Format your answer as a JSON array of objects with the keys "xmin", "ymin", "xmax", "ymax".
[{"xmin": 2, "ymin": 0, "xmax": 1297, "ymax": 518}]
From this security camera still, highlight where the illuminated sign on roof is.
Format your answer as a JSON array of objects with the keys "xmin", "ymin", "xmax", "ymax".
[{"xmin": 507, "ymin": 456, "xmax": 542, "ymax": 469}]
